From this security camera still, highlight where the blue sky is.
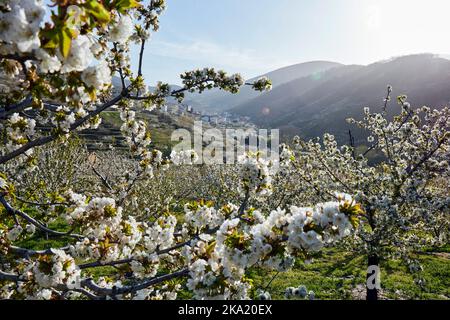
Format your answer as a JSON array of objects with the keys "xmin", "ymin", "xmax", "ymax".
[{"xmin": 136, "ymin": 0, "xmax": 450, "ymax": 85}]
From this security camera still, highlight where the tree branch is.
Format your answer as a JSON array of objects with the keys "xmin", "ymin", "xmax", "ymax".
[
  {"xmin": 81, "ymin": 269, "xmax": 189, "ymax": 296},
  {"xmin": 0, "ymin": 193, "xmax": 85, "ymax": 240},
  {"xmin": 0, "ymin": 96, "xmax": 33, "ymax": 119},
  {"xmin": 0, "ymin": 94, "xmax": 124, "ymax": 164}
]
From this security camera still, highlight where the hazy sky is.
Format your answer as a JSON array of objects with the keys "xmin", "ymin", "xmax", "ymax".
[{"xmin": 135, "ymin": 0, "xmax": 450, "ymax": 84}]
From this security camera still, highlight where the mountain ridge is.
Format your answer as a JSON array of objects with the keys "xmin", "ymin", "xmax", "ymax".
[
  {"xmin": 183, "ymin": 61, "xmax": 342, "ymax": 112},
  {"xmin": 231, "ymin": 54, "xmax": 450, "ymax": 143}
]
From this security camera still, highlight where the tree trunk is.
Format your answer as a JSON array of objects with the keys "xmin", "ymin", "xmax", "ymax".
[{"xmin": 366, "ymin": 254, "xmax": 379, "ymax": 301}]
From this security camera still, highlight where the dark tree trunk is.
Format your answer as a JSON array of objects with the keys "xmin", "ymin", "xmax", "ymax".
[{"xmin": 366, "ymin": 254, "xmax": 379, "ymax": 301}]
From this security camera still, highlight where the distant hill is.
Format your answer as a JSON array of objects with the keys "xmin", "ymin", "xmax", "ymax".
[
  {"xmin": 231, "ymin": 54, "xmax": 450, "ymax": 144},
  {"xmin": 183, "ymin": 61, "xmax": 341, "ymax": 112},
  {"xmin": 111, "ymin": 54, "xmax": 450, "ymax": 145}
]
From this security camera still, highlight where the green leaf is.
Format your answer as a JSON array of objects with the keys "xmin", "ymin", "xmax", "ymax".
[
  {"xmin": 205, "ymin": 241, "xmax": 216, "ymax": 257},
  {"xmin": 115, "ymin": 0, "xmax": 142, "ymax": 13},
  {"xmin": 85, "ymin": 0, "xmax": 111, "ymax": 24},
  {"xmin": 349, "ymin": 215, "xmax": 360, "ymax": 229},
  {"xmin": 59, "ymin": 28, "xmax": 72, "ymax": 58}
]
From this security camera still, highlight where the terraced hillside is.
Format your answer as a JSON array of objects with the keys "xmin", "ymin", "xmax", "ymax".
[{"xmin": 76, "ymin": 110, "xmax": 201, "ymax": 155}]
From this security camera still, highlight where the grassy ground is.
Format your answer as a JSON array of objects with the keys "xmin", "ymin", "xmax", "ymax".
[
  {"xmin": 101, "ymin": 111, "xmax": 123, "ymax": 127},
  {"xmin": 248, "ymin": 247, "xmax": 449, "ymax": 300}
]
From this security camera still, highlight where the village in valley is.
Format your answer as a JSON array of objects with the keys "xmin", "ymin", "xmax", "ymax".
[{"xmin": 161, "ymin": 103, "xmax": 255, "ymax": 129}]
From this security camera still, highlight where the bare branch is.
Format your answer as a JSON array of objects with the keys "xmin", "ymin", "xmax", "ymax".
[
  {"xmin": 0, "ymin": 96, "xmax": 33, "ymax": 119},
  {"xmin": 9, "ymin": 245, "xmax": 71, "ymax": 257},
  {"xmin": 81, "ymin": 269, "xmax": 189, "ymax": 296},
  {"xmin": 0, "ymin": 270, "xmax": 21, "ymax": 282}
]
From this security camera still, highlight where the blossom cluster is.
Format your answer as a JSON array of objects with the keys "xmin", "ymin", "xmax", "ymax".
[
  {"xmin": 0, "ymin": 187, "xmax": 360, "ymax": 300},
  {"xmin": 181, "ymin": 68, "xmax": 244, "ymax": 95},
  {"xmin": 4, "ymin": 112, "xmax": 36, "ymax": 152},
  {"xmin": 109, "ymin": 14, "xmax": 134, "ymax": 45},
  {"xmin": 2, "ymin": 249, "xmax": 81, "ymax": 300},
  {"xmin": 119, "ymin": 107, "xmax": 165, "ymax": 175},
  {"xmin": 170, "ymin": 149, "xmax": 200, "ymax": 166},
  {"xmin": 65, "ymin": 193, "xmax": 140, "ymax": 263},
  {"xmin": 284, "ymin": 285, "xmax": 315, "ymax": 300},
  {"xmin": 182, "ymin": 194, "xmax": 360, "ymax": 299},
  {"xmin": 32, "ymin": 249, "xmax": 80, "ymax": 290},
  {"xmin": 0, "ymin": 0, "xmax": 45, "ymax": 53},
  {"xmin": 251, "ymin": 76, "xmax": 273, "ymax": 92},
  {"xmin": 238, "ymin": 152, "xmax": 275, "ymax": 199}
]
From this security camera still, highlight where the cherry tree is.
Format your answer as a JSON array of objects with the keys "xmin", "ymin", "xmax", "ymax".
[
  {"xmin": 0, "ymin": 0, "xmax": 362, "ymax": 300},
  {"xmin": 284, "ymin": 90, "xmax": 449, "ymax": 300}
]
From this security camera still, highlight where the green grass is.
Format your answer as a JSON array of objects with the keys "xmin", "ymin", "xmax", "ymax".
[
  {"xmin": 151, "ymin": 127, "xmax": 176, "ymax": 151},
  {"xmin": 381, "ymin": 254, "xmax": 449, "ymax": 299},
  {"xmin": 249, "ymin": 248, "xmax": 449, "ymax": 300},
  {"xmin": 101, "ymin": 111, "xmax": 122, "ymax": 127},
  {"xmin": 14, "ymin": 218, "xmax": 73, "ymax": 250}
]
